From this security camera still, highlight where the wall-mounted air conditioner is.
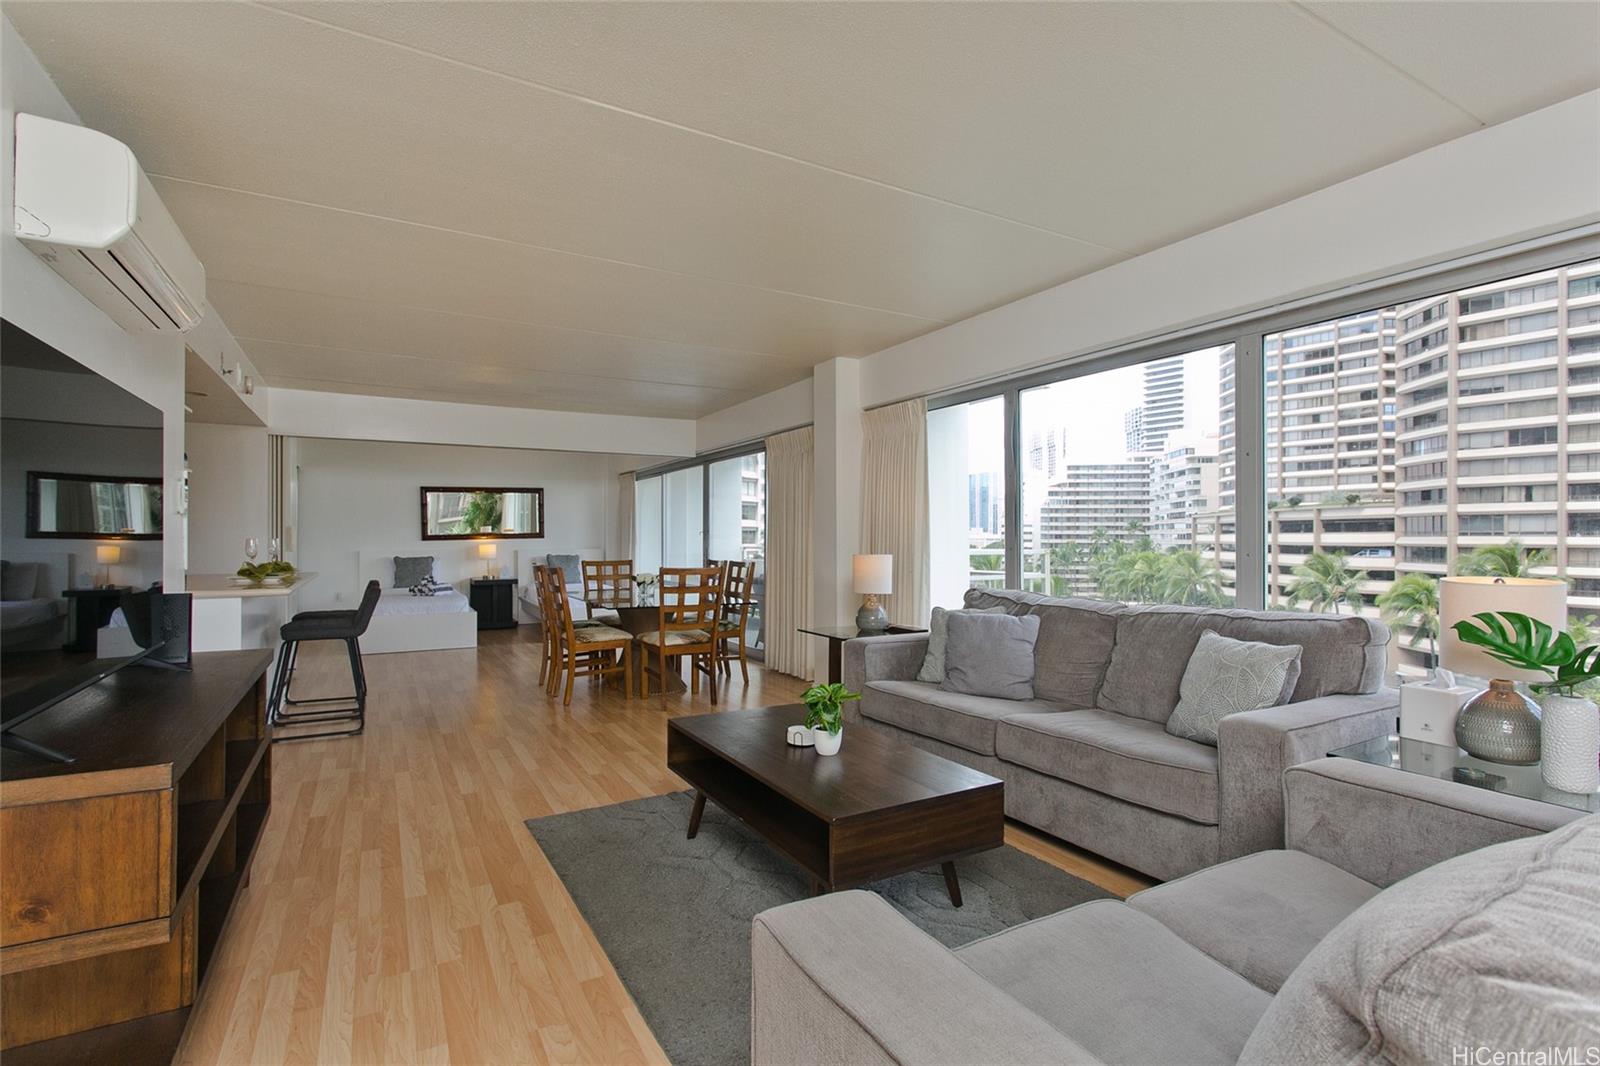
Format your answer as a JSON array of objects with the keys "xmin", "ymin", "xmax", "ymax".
[{"xmin": 12, "ymin": 113, "xmax": 205, "ymax": 333}]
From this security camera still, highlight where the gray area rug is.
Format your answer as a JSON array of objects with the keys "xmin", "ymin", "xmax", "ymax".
[{"xmin": 526, "ymin": 790, "xmax": 1114, "ymax": 1066}]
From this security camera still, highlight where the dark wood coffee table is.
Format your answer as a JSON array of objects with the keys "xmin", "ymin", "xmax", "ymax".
[{"xmin": 666, "ymin": 706, "xmax": 1003, "ymax": 905}]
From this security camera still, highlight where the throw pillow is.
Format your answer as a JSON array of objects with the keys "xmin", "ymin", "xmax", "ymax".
[
  {"xmin": 393, "ymin": 555, "xmax": 434, "ymax": 588},
  {"xmin": 1, "ymin": 561, "xmax": 39, "ymax": 600},
  {"xmin": 941, "ymin": 612, "xmax": 1041, "ymax": 701},
  {"xmin": 917, "ymin": 605, "xmax": 1007, "ymax": 683},
  {"xmin": 546, "ymin": 554, "xmax": 582, "ymax": 584},
  {"xmin": 1165, "ymin": 630, "xmax": 1303, "ymax": 746}
]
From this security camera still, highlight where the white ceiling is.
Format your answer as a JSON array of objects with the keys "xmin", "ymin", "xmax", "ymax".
[{"xmin": 9, "ymin": 2, "xmax": 1598, "ymax": 419}]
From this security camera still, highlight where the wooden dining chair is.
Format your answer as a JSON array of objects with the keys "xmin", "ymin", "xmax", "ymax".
[
  {"xmin": 533, "ymin": 563, "xmax": 557, "ymax": 688},
  {"xmin": 581, "ymin": 559, "xmax": 633, "ymax": 624},
  {"xmin": 638, "ymin": 565, "xmax": 724, "ymax": 703},
  {"xmin": 716, "ymin": 559, "xmax": 754, "ymax": 685},
  {"xmin": 544, "ymin": 566, "xmax": 632, "ymax": 706}
]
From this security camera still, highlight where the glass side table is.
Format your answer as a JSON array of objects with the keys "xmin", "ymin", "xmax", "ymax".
[
  {"xmin": 1328, "ymin": 734, "xmax": 1599, "ymax": 814},
  {"xmin": 797, "ymin": 624, "xmax": 926, "ymax": 684}
]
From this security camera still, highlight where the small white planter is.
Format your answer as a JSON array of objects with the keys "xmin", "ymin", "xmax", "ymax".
[
  {"xmin": 813, "ymin": 726, "xmax": 843, "ymax": 756},
  {"xmin": 1539, "ymin": 692, "xmax": 1600, "ymax": 794}
]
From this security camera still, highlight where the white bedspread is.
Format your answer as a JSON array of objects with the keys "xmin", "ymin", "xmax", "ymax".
[
  {"xmin": 374, "ymin": 588, "xmax": 472, "ymax": 616},
  {"xmin": 1, "ymin": 597, "xmax": 61, "ymax": 631}
]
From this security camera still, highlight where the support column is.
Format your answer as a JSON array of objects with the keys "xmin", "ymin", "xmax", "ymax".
[{"xmin": 812, "ymin": 359, "xmax": 862, "ymax": 669}]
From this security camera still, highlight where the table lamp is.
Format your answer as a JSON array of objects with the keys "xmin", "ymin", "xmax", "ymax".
[
  {"xmin": 477, "ymin": 542, "xmax": 499, "ymax": 578},
  {"xmin": 853, "ymin": 554, "xmax": 892, "ymax": 633},
  {"xmin": 1440, "ymin": 576, "xmax": 1566, "ymax": 764},
  {"xmin": 95, "ymin": 544, "xmax": 121, "ymax": 588}
]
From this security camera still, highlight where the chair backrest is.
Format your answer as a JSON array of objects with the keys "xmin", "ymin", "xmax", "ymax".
[
  {"xmin": 723, "ymin": 560, "xmax": 753, "ymax": 629},
  {"xmin": 657, "ymin": 566, "xmax": 723, "ymax": 636},
  {"xmin": 352, "ymin": 580, "xmax": 382, "ymax": 634},
  {"xmin": 583, "ymin": 559, "xmax": 634, "ymax": 610},
  {"xmin": 542, "ymin": 565, "xmax": 576, "ymax": 642}
]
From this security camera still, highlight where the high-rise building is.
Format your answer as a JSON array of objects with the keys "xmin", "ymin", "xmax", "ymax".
[
  {"xmin": 1037, "ymin": 463, "xmax": 1151, "ymax": 591},
  {"xmin": 1123, "ymin": 406, "xmax": 1145, "ymax": 455},
  {"xmin": 1148, "ymin": 436, "xmax": 1220, "ymax": 549},
  {"xmin": 967, "ymin": 471, "xmax": 1002, "ymax": 535}
]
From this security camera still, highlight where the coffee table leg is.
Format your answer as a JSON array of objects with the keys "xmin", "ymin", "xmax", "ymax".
[
  {"xmin": 941, "ymin": 861, "xmax": 963, "ymax": 907},
  {"xmin": 686, "ymin": 790, "xmax": 706, "ymax": 839}
]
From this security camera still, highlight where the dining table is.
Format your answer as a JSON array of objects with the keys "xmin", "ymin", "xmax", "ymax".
[{"xmin": 599, "ymin": 603, "xmax": 689, "ymax": 695}]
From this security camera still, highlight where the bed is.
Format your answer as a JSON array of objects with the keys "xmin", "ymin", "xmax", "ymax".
[
  {"xmin": 1, "ymin": 556, "xmax": 69, "ymax": 650},
  {"xmin": 355, "ymin": 552, "xmax": 480, "ymax": 654}
]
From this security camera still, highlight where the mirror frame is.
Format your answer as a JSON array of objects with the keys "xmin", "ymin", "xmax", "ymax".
[
  {"xmin": 25, "ymin": 470, "xmax": 164, "ymax": 541},
  {"xmin": 419, "ymin": 485, "xmax": 546, "ymax": 541}
]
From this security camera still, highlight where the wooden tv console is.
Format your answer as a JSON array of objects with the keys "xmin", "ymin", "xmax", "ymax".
[{"xmin": 1, "ymin": 649, "xmax": 274, "ymax": 1065}]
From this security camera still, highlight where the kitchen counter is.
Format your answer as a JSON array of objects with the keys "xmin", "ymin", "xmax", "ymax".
[{"xmin": 186, "ymin": 572, "xmax": 318, "ymax": 598}]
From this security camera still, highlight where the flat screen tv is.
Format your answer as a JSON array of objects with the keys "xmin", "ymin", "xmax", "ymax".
[{"xmin": 0, "ymin": 590, "xmax": 191, "ymax": 763}]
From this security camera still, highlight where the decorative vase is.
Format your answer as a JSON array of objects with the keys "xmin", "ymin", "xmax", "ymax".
[
  {"xmin": 1454, "ymin": 679, "xmax": 1542, "ymax": 765},
  {"xmin": 813, "ymin": 726, "xmax": 842, "ymax": 756},
  {"xmin": 856, "ymin": 596, "xmax": 888, "ymax": 633},
  {"xmin": 1538, "ymin": 692, "xmax": 1600, "ymax": 793}
]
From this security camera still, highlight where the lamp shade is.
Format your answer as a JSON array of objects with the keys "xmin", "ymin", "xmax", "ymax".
[
  {"xmin": 477, "ymin": 543, "xmax": 499, "ymax": 559},
  {"xmin": 853, "ymin": 554, "xmax": 893, "ymax": 595},
  {"xmin": 1439, "ymin": 576, "xmax": 1566, "ymax": 684},
  {"xmin": 95, "ymin": 545, "xmax": 121, "ymax": 565}
]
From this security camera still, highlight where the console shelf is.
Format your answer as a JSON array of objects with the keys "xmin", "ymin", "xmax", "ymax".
[{"xmin": 1, "ymin": 650, "xmax": 274, "ymax": 1063}]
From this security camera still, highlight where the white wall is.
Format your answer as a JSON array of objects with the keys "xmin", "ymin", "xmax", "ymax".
[
  {"xmin": 293, "ymin": 437, "xmax": 620, "ymax": 611},
  {"xmin": 268, "ymin": 387, "xmax": 696, "ymax": 458},
  {"xmin": 696, "ymin": 378, "xmax": 813, "ymax": 454},
  {"xmin": 186, "ymin": 423, "xmax": 269, "ymax": 574},
  {"xmin": 1, "ymin": 416, "xmax": 165, "ymax": 590}
]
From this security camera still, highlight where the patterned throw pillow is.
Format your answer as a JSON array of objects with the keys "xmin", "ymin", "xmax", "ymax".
[
  {"xmin": 1165, "ymin": 630, "xmax": 1303, "ymax": 746},
  {"xmin": 393, "ymin": 555, "xmax": 434, "ymax": 588}
]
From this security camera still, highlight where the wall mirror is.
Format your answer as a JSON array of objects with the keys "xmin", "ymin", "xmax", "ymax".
[
  {"xmin": 420, "ymin": 486, "xmax": 545, "ymax": 540},
  {"xmin": 26, "ymin": 471, "xmax": 163, "ymax": 540}
]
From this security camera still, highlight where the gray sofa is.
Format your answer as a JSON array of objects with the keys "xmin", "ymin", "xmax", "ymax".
[
  {"xmin": 843, "ymin": 588, "xmax": 1398, "ymax": 879},
  {"xmin": 752, "ymin": 758, "xmax": 1595, "ymax": 1066}
]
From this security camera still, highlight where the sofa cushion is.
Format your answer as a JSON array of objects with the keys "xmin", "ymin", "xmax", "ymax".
[
  {"xmin": 996, "ymin": 708, "xmax": 1219, "ymax": 824},
  {"xmin": 1240, "ymin": 815, "xmax": 1600, "ymax": 1065},
  {"xmin": 941, "ymin": 611, "xmax": 1039, "ymax": 700},
  {"xmin": 1099, "ymin": 604, "xmax": 1387, "ymax": 724},
  {"xmin": 1165, "ymin": 630, "xmax": 1303, "ymax": 746},
  {"xmin": 958, "ymin": 899, "xmax": 1271, "ymax": 1066},
  {"xmin": 863, "ymin": 680, "xmax": 1070, "ymax": 757},
  {"xmin": 965, "ymin": 588, "xmax": 1123, "ymax": 707},
  {"xmin": 1129, "ymin": 850, "xmax": 1379, "ymax": 993},
  {"xmin": 916, "ymin": 605, "xmax": 1006, "ymax": 683}
]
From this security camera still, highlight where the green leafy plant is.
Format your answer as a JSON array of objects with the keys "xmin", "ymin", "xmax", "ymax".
[
  {"xmin": 454, "ymin": 491, "xmax": 503, "ymax": 534},
  {"xmin": 236, "ymin": 560, "xmax": 296, "ymax": 581},
  {"xmin": 1450, "ymin": 611, "xmax": 1600, "ymax": 696},
  {"xmin": 802, "ymin": 682, "xmax": 859, "ymax": 736}
]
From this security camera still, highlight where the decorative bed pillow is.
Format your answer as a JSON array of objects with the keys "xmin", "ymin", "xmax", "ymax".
[
  {"xmin": 1165, "ymin": 630, "xmax": 1303, "ymax": 746},
  {"xmin": 547, "ymin": 554, "xmax": 582, "ymax": 584},
  {"xmin": 393, "ymin": 555, "xmax": 434, "ymax": 588},
  {"xmin": 941, "ymin": 612, "xmax": 1041, "ymax": 701},
  {"xmin": 408, "ymin": 580, "xmax": 451, "ymax": 597},
  {"xmin": 1, "ymin": 561, "xmax": 39, "ymax": 600},
  {"xmin": 917, "ymin": 605, "xmax": 1007, "ymax": 683}
]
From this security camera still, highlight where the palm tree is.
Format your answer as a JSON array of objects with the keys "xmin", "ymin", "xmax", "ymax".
[
  {"xmin": 1286, "ymin": 551, "xmax": 1369, "ymax": 614},
  {"xmin": 1047, "ymin": 542, "xmax": 1085, "ymax": 595},
  {"xmin": 1377, "ymin": 573, "xmax": 1440, "ymax": 667},
  {"xmin": 1159, "ymin": 550, "xmax": 1228, "ymax": 607},
  {"xmin": 1455, "ymin": 541, "xmax": 1554, "ymax": 578}
]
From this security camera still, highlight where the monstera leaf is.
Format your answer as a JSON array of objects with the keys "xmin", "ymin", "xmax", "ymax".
[
  {"xmin": 1450, "ymin": 611, "xmax": 1572, "ymax": 679},
  {"xmin": 1548, "ymin": 643, "xmax": 1600, "ymax": 695}
]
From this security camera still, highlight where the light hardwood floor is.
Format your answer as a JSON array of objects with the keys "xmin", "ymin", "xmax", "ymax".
[{"xmin": 177, "ymin": 627, "xmax": 1149, "ymax": 1066}]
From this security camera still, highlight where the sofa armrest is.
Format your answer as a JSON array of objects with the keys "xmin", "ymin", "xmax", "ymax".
[
  {"xmin": 752, "ymin": 891, "xmax": 1101, "ymax": 1066},
  {"xmin": 1284, "ymin": 756, "xmax": 1585, "ymax": 887},
  {"xmin": 1216, "ymin": 689, "xmax": 1398, "ymax": 861},
  {"xmin": 841, "ymin": 634, "xmax": 930, "ymax": 723}
]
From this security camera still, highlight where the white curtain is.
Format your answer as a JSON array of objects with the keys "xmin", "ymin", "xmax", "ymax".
[
  {"xmin": 764, "ymin": 426, "xmax": 814, "ymax": 679},
  {"xmin": 615, "ymin": 471, "xmax": 635, "ymax": 560},
  {"xmin": 860, "ymin": 398, "xmax": 930, "ymax": 627}
]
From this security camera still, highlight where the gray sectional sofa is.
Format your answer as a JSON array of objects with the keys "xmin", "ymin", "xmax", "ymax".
[
  {"xmin": 752, "ymin": 758, "xmax": 1595, "ymax": 1066},
  {"xmin": 843, "ymin": 588, "xmax": 1398, "ymax": 880}
]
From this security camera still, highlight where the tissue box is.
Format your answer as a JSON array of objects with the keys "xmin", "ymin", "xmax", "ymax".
[{"xmin": 1399, "ymin": 682, "xmax": 1474, "ymax": 745}]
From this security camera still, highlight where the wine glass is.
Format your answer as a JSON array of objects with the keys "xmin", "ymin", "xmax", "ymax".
[
  {"xmin": 268, "ymin": 536, "xmax": 281, "ymax": 562},
  {"xmin": 244, "ymin": 537, "xmax": 259, "ymax": 563}
]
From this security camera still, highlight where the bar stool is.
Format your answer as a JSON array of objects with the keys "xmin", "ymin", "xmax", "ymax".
[{"xmin": 268, "ymin": 580, "xmax": 381, "ymax": 742}]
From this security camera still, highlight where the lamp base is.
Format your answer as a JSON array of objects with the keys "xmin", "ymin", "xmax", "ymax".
[
  {"xmin": 855, "ymin": 599, "xmax": 889, "ymax": 633},
  {"xmin": 1455, "ymin": 679, "xmax": 1542, "ymax": 765}
]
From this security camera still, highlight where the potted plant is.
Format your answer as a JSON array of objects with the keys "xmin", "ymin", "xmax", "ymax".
[
  {"xmin": 802, "ymin": 682, "xmax": 859, "ymax": 757},
  {"xmin": 1451, "ymin": 611, "xmax": 1600, "ymax": 793}
]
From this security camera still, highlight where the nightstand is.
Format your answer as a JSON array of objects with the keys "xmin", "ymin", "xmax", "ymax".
[{"xmin": 468, "ymin": 577, "xmax": 518, "ymax": 630}]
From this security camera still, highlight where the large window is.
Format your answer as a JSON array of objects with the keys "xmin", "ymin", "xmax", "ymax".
[
  {"xmin": 635, "ymin": 446, "xmax": 766, "ymax": 655},
  {"xmin": 927, "ymin": 396, "xmax": 1006, "ymax": 609},
  {"xmin": 920, "ymin": 244, "xmax": 1596, "ymax": 681}
]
